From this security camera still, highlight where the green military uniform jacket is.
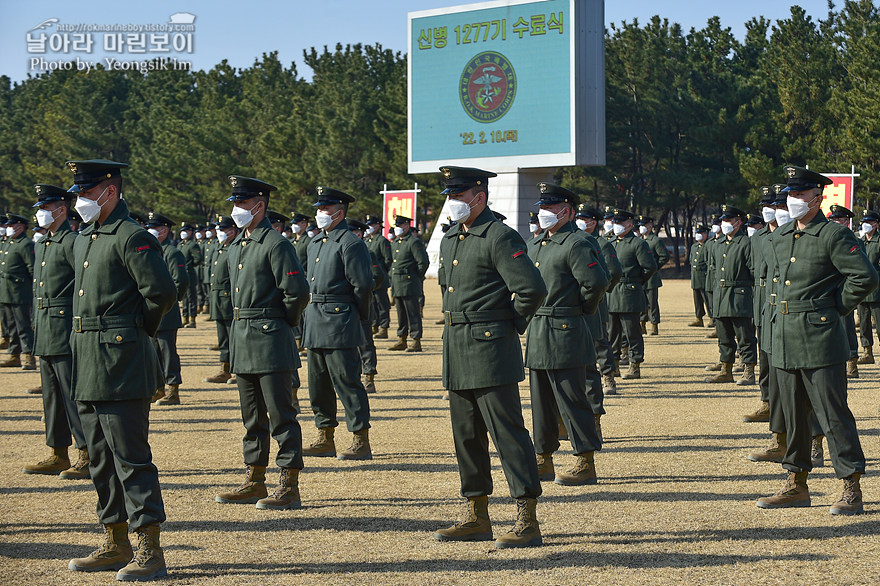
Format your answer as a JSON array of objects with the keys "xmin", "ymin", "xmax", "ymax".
[
  {"xmin": 179, "ymin": 238, "xmax": 202, "ymax": 274},
  {"xmin": 860, "ymin": 234, "xmax": 880, "ymax": 303},
  {"xmin": 71, "ymin": 200, "xmax": 177, "ymax": 401},
  {"xmin": 157, "ymin": 239, "xmax": 189, "ymax": 331},
  {"xmin": 642, "ymin": 231, "xmax": 668, "ymax": 289},
  {"xmin": 770, "ymin": 213, "xmax": 878, "ymax": 369},
  {"xmin": 209, "ymin": 242, "xmax": 233, "ymax": 321},
  {"xmin": 390, "ymin": 231, "xmax": 429, "ymax": 297},
  {"xmin": 710, "ymin": 229, "xmax": 754, "ymax": 319},
  {"xmin": 368, "ymin": 247, "xmax": 388, "ymax": 291},
  {"xmin": 227, "ymin": 217, "xmax": 309, "ymax": 374},
  {"xmin": 689, "ymin": 240, "xmax": 708, "ymax": 290},
  {"xmin": 366, "ymin": 233, "xmax": 393, "ymax": 281},
  {"xmin": 301, "ymin": 219, "xmax": 373, "ymax": 349},
  {"xmin": 525, "ymin": 222, "xmax": 609, "ymax": 370},
  {"xmin": 606, "ymin": 230, "xmax": 657, "ymax": 314},
  {"xmin": 0, "ymin": 232, "xmax": 35, "ymax": 305},
  {"xmin": 294, "ymin": 233, "xmax": 311, "ymax": 274},
  {"xmin": 33, "ymin": 222, "xmax": 76, "ymax": 357},
  {"xmin": 704, "ymin": 233, "xmax": 721, "ymax": 294},
  {"xmin": 759, "ymin": 226, "xmax": 780, "ymax": 350},
  {"xmin": 751, "ymin": 226, "xmax": 772, "ymax": 325},
  {"xmin": 440, "ymin": 207, "xmax": 547, "ymax": 390},
  {"xmin": 202, "ymin": 239, "xmax": 217, "ymax": 285},
  {"xmin": 592, "ymin": 232, "xmax": 623, "ymax": 290}
]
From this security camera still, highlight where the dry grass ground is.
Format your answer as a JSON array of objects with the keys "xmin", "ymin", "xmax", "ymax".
[{"xmin": 1, "ymin": 278, "xmax": 879, "ymax": 585}]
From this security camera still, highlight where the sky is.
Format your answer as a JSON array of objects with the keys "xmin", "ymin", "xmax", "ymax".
[{"xmin": 1, "ymin": 0, "xmax": 835, "ymax": 83}]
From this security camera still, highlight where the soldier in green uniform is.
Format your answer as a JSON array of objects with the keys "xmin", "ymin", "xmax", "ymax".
[
  {"xmin": 22, "ymin": 185, "xmax": 88, "ymax": 478},
  {"xmin": 855, "ymin": 209, "xmax": 880, "ymax": 365},
  {"xmin": 827, "ymin": 206, "xmax": 861, "ymax": 378},
  {"xmin": 349, "ymin": 218, "xmax": 387, "ymax": 393},
  {"xmin": 290, "ymin": 212, "xmax": 311, "ymax": 353},
  {"xmin": 205, "ymin": 216, "xmax": 238, "ymax": 384},
  {"xmin": 0, "ymin": 217, "xmax": 9, "ymax": 350},
  {"xmin": 704, "ymin": 215, "xmax": 722, "ymax": 339},
  {"xmin": 526, "ymin": 184, "xmax": 609, "ymax": 486},
  {"xmin": 365, "ymin": 214, "xmax": 392, "ymax": 339},
  {"xmin": 688, "ymin": 225, "xmax": 711, "ymax": 327},
  {"xmin": 301, "ymin": 187, "xmax": 375, "ymax": 460},
  {"xmin": 268, "ymin": 210, "xmax": 288, "ymax": 235},
  {"xmin": 431, "ymin": 166, "xmax": 547, "ymax": 549},
  {"xmin": 64, "ymin": 159, "xmax": 176, "ymax": 580},
  {"xmin": 528, "ymin": 212, "xmax": 541, "ymax": 239},
  {"xmin": 214, "ymin": 175, "xmax": 309, "ymax": 510},
  {"xmin": 756, "ymin": 165, "xmax": 876, "ymax": 516},
  {"xmin": 0, "ymin": 213, "xmax": 36, "ymax": 370},
  {"xmin": 144, "ymin": 213, "xmax": 189, "ymax": 406},
  {"xmin": 201, "ymin": 225, "xmax": 217, "ymax": 320},
  {"xmin": 387, "ymin": 215, "xmax": 429, "ymax": 353},
  {"xmin": 193, "ymin": 226, "xmax": 207, "ymax": 314},
  {"xmin": 606, "ymin": 210, "xmax": 657, "ymax": 380},
  {"xmin": 638, "ymin": 216, "xmax": 669, "ymax": 335},
  {"xmin": 178, "ymin": 222, "xmax": 202, "ymax": 328}
]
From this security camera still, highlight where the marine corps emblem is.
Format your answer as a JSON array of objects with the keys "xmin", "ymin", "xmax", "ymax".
[
  {"xmin": 786, "ymin": 166, "xmax": 796, "ymax": 178},
  {"xmin": 459, "ymin": 52, "xmax": 516, "ymax": 123}
]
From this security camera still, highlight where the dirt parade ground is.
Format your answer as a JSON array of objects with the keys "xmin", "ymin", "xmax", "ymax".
[{"xmin": 1, "ymin": 278, "xmax": 878, "ymax": 585}]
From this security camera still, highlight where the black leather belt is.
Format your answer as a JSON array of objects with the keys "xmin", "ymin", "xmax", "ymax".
[
  {"xmin": 443, "ymin": 309, "xmax": 514, "ymax": 325},
  {"xmin": 72, "ymin": 314, "xmax": 142, "ymax": 333}
]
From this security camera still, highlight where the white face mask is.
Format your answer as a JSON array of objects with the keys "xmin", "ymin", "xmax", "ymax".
[
  {"xmin": 206, "ymin": 230, "xmax": 214, "ymax": 238},
  {"xmin": 695, "ymin": 232, "xmax": 705, "ymax": 242},
  {"xmin": 33, "ymin": 232, "xmax": 45, "ymax": 243},
  {"xmin": 612, "ymin": 223, "xmax": 626, "ymax": 236},
  {"xmin": 195, "ymin": 232, "xmax": 203, "ymax": 240},
  {"xmin": 315, "ymin": 209, "xmax": 340, "ymax": 230},
  {"xmin": 217, "ymin": 230, "xmax": 229, "ymax": 243},
  {"xmin": 747, "ymin": 227, "xmax": 757, "ymax": 237},
  {"xmin": 394, "ymin": 226, "xmax": 405, "ymax": 237},
  {"xmin": 761, "ymin": 206, "xmax": 776, "ymax": 224},
  {"xmin": 147, "ymin": 228, "xmax": 160, "ymax": 239},
  {"xmin": 775, "ymin": 208, "xmax": 791, "ymax": 225},
  {"xmin": 537, "ymin": 208, "xmax": 563, "ymax": 230},
  {"xmin": 447, "ymin": 193, "xmax": 478, "ymax": 223},
  {"xmin": 575, "ymin": 219, "xmax": 588, "ymax": 231},
  {"xmin": 74, "ymin": 186, "xmax": 109, "ymax": 224},
  {"xmin": 36, "ymin": 209, "xmax": 57, "ymax": 229},
  {"xmin": 292, "ymin": 224, "xmax": 303, "ymax": 235},
  {"xmin": 711, "ymin": 224, "xmax": 721, "ymax": 234},
  {"xmin": 786, "ymin": 195, "xmax": 815, "ymax": 220},
  {"xmin": 3, "ymin": 227, "xmax": 11, "ymax": 237},
  {"xmin": 528, "ymin": 223, "xmax": 539, "ymax": 233},
  {"xmin": 862, "ymin": 222, "xmax": 874, "ymax": 234},
  {"xmin": 307, "ymin": 230, "xmax": 316, "ymax": 238},
  {"xmin": 603, "ymin": 220, "xmax": 613, "ymax": 233},
  {"xmin": 365, "ymin": 225, "xmax": 375, "ymax": 235},
  {"xmin": 638, "ymin": 225, "xmax": 648, "ymax": 235},
  {"xmin": 231, "ymin": 206, "xmax": 254, "ymax": 229},
  {"xmin": 720, "ymin": 221, "xmax": 735, "ymax": 235},
  {"xmin": 180, "ymin": 230, "xmax": 190, "ymax": 240}
]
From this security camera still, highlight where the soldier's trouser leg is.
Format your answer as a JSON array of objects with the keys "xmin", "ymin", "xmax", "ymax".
[
  {"xmin": 11, "ymin": 303, "xmax": 33, "ymax": 354},
  {"xmin": 217, "ymin": 319, "xmax": 231, "ymax": 363},
  {"xmin": 857, "ymin": 303, "xmax": 872, "ymax": 347},
  {"xmin": 871, "ymin": 305, "xmax": 880, "ymax": 349},
  {"xmin": 588, "ymin": 313, "xmax": 614, "ymax": 376},
  {"xmin": 0, "ymin": 302, "xmax": 10, "ymax": 341},
  {"xmin": 402, "ymin": 296, "xmax": 422, "ymax": 339},
  {"xmin": 777, "ymin": 364, "xmax": 865, "ymax": 479},
  {"xmin": 705, "ymin": 291, "xmax": 714, "ymax": 319},
  {"xmin": 640, "ymin": 291, "xmax": 649, "ymax": 324},
  {"xmin": 530, "ymin": 368, "xmax": 601, "ymax": 455},
  {"xmin": 608, "ymin": 313, "xmax": 623, "ymax": 359},
  {"xmin": 152, "ymin": 329, "xmax": 181, "ymax": 385},
  {"xmin": 42, "ymin": 355, "xmax": 85, "ymax": 449},
  {"xmin": 373, "ymin": 288, "xmax": 391, "ymax": 328},
  {"xmin": 731, "ymin": 316, "xmax": 757, "ymax": 364},
  {"xmin": 183, "ymin": 274, "xmax": 198, "ymax": 317},
  {"xmin": 693, "ymin": 288, "xmax": 705, "ymax": 318},
  {"xmin": 290, "ymin": 368, "xmax": 300, "ymax": 391},
  {"xmin": 77, "ymin": 399, "xmax": 165, "ymax": 530},
  {"xmin": 236, "ymin": 372, "xmax": 303, "ymax": 469},
  {"xmin": 767, "ymin": 359, "xmax": 785, "ymax": 434},
  {"xmin": 646, "ymin": 288, "xmax": 660, "ymax": 324},
  {"xmin": 394, "ymin": 297, "xmax": 410, "ymax": 338},
  {"xmin": 308, "ymin": 348, "xmax": 370, "ymax": 432},
  {"xmin": 448, "ymin": 384, "xmax": 542, "ymax": 499},
  {"xmin": 758, "ymin": 343, "xmax": 770, "ymax": 402},
  {"xmin": 614, "ymin": 313, "xmax": 644, "ymax": 362},
  {"xmin": 584, "ymin": 361, "xmax": 605, "ymax": 416},
  {"xmin": 358, "ymin": 321, "xmax": 377, "ymax": 375},
  {"xmin": 844, "ymin": 311, "xmax": 858, "ymax": 359},
  {"xmin": 1, "ymin": 303, "xmax": 24, "ymax": 354},
  {"xmin": 715, "ymin": 317, "xmax": 738, "ymax": 363}
]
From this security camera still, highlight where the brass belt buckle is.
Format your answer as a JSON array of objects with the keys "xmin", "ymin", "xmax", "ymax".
[
  {"xmin": 780, "ymin": 300, "xmax": 789, "ymax": 315},
  {"xmin": 444, "ymin": 311, "xmax": 452, "ymax": 326},
  {"xmin": 73, "ymin": 316, "xmax": 82, "ymax": 333},
  {"xmin": 37, "ymin": 297, "xmax": 44, "ymax": 310},
  {"xmin": 233, "ymin": 307, "xmax": 240, "ymax": 320},
  {"xmin": 719, "ymin": 278, "xmax": 726, "ymax": 287},
  {"xmin": 769, "ymin": 294, "xmax": 777, "ymax": 306}
]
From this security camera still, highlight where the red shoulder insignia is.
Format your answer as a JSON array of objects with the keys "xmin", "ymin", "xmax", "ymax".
[
  {"xmin": 137, "ymin": 245, "xmax": 150, "ymax": 252},
  {"xmin": 850, "ymin": 245, "xmax": 858, "ymax": 253},
  {"xmin": 588, "ymin": 262, "xmax": 598, "ymax": 268},
  {"xmin": 287, "ymin": 271, "xmax": 299, "ymax": 275},
  {"xmin": 512, "ymin": 250, "xmax": 525, "ymax": 259}
]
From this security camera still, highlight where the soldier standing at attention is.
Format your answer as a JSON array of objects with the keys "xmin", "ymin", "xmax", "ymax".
[
  {"xmin": 526, "ymin": 184, "xmax": 608, "ymax": 486},
  {"xmin": 638, "ymin": 216, "xmax": 669, "ymax": 335},
  {"xmin": 64, "ymin": 159, "xmax": 176, "ymax": 581},
  {"xmin": 349, "ymin": 218, "xmax": 387, "ymax": 394},
  {"xmin": 606, "ymin": 210, "xmax": 657, "ymax": 380},
  {"xmin": 178, "ymin": 222, "xmax": 201, "ymax": 328},
  {"xmin": 431, "ymin": 166, "xmax": 547, "ymax": 549},
  {"xmin": 204, "ymin": 216, "xmax": 238, "ymax": 384},
  {"xmin": 365, "ymin": 214, "xmax": 392, "ymax": 339},
  {"xmin": 144, "ymin": 213, "xmax": 189, "ymax": 406},
  {"xmin": 826, "ymin": 206, "xmax": 861, "ymax": 379},
  {"xmin": 756, "ymin": 165, "xmax": 877, "ymax": 515},
  {"xmin": 0, "ymin": 213, "xmax": 36, "ymax": 370},
  {"xmin": 703, "ymin": 215, "xmax": 723, "ymax": 339},
  {"xmin": 855, "ymin": 209, "xmax": 880, "ymax": 365},
  {"xmin": 290, "ymin": 212, "xmax": 311, "ymax": 354},
  {"xmin": 22, "ymin": 185, "xmax": 88, "ymax": 478},
  {"xmin": 688, "ymin": 225, "xmax": 711, "ymax": 328},
  {"xmin": 387, "ymin": 215, "xmax": 429, "ymax": 353},
  {"xmin": 301, "ymin": 187, "xmax": 374, "ymax": 460},
  {"xmin": 214, "ymin": 175, "xmax": 309, "ymax": 510},
  {"xmin": 201, "ymin": 225, "xmax": 217, "ymax": 320},
  {"xmin": 194, "ymin": 226, "xmax": 208, "ymax": 314},
  {"xmin": 0, "ymin": 217, "xmax": 9, "ymax": 351},
  {"xmin": 528, "ymin": 212, "xmax": 542, "ymax": 239}
]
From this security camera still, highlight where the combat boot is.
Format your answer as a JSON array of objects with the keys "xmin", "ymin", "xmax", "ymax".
[
  {"xmin": 649, "ymin": 323, "xmax": 658, "ymax": 336},
  {"xmin": 594, "ymin": 414, "xmax": 603, "ymax": 444},
  {"xmin": 612, "ymin": 361, "xmax": 621, "ymax": 377},
  {"xmin": 707, "ymin": 329, "xmax": 718, "ymax": 339},
  {"xmin": 184, "ymin": 316, "xmax": 196, "ymax": 329},
  {"xmin": 742, "ymin": 401, "xmax": 770, "ymax": 423},
  {"xmin": 640, "ymin": 321, "xmax": 647, "ymax": 334},
  {"xmin": 846, "ymin": 357, "xmax": 859, "ymax": 379},
  {"xmin": 705, "ymin": 362, "xmax": 733, "ymax": 383},
  {"xmin": 372, "ymin": 325, "xmax": 379, "ymax": 334},
  {"xmin": 1, "ymin": 353, "xmax": 21, "ymax": 367},
  {"xmin": 434, "ymin": 316, "xmax": 445, "ymax": 324},
  {"xmin": 23, "ymin": 446, "xmax": 70, "ymax": 475},
  {"xmin": 215, "ymin": 465, "xmax": 268, "ymax": 504},
  {"xmin": 756, "ymin": 471, "xmax": 810, "ymax": 509},
  {"xmin": 536, "ymin": 453, "xmax": 554, "ymax": 481},
  {"xmin": 150, "ymin": 386, "xmax": 165, "ymax": 403},
  {"xmin": 829, "ymin": 473, "xmax": 864, "ymax": 515},
  {"xmin": 857, "ymin": 346, "xmax": 874, "ymax": 364},
  {"xmin": 736, "ymin": 363, "xmax": 756, "ymax": 386},
  {"xmin": 732, "ymin": 355, "xmax": 744, "ymax": 373},
  {"xmin": 60, "ymin": 448, "xmax": 90, "ymax": 479},
  {"xmin": 388, "ymin": 336, "xmax": 408, "ymax": 351},
  {"xmin": 21, "ymin": 353, "xmax": 36, "ymax": 371},
  {"xmin": 602, "ymin": 374, "xmax": 617, "ymax": 396},
  {"xmin": 209, "ymin": 343, "xmax": 220, "ymax": 351},
  {"xmin": 181, "ymin": 316, "xmax": 189, "ymax": 327},
  {"xmin": 555, "ymin": 452, "xmax": 597, "ymax": 486},
  {"xmin": 433, "ymin": 496, "xmax": 492, "ymax": 542},
  {"xmin": 68, "ymin": 522, "xmax": 133, "ymax": 572},
  {"xmin": 706, "ymin": 318, "xmax": 715, "ymax": 328},
  {"xmin": 338, "ymin": 429, "xmax": 372, "ymax": 460},
  {"xmin": 494, "ymin": 498, "xmax": 542, "ymax": 549},
  {"xmin": 406, "ymin": 338, "xmax": 422, "ymax": 352},
  {"xmin": 363, "ymin": 373, "xmax": 376, "ymax": 394},
  {"xmin": 705, "ymin": 362, "xmax": 723, "ymax": 372},
  {"xmin": 156, "ymin": 384, "xmax": 180, "ymax": 405},
  {"xmin": 204, "ymin": 361, "xmax": 232, "ymax": 383},
  {"xmin": 618, "ymin": 354, "xmax": 629, "ymax": 366},
  {"xmin": 376, "ymin": 327, "xmax": 389, "ymax": 339},
  {"xmin": 115, "ymin": 524, "xmax": 166, "ymax": 581},
  {"xmin": 256, "ymin": 468, "xmax": 301, "ymax": 510},
  {"xmin": 26, "ymin": 385, "xmax": 42, "ymax": 394},
  {"xmin": 811, "ymin": 435, "xmax": 824, "ymax": 467},
  {"xmin": 621, "ymin": 361, "xmax": 641, "ymax": 380},
  {"xmin": 0, "ymin": 337, "xmax": 8, "ymax": 349},
  {"xmin": 748, "ymin": 432, "xmax": 787, "ymax": 463},
  {"xmin": 302, "ymin": 427, "xmax": 336, "ymax": 457},
  {"xmin": 687, "ymin": 317, "xmax": 704, "ymax": 327}
]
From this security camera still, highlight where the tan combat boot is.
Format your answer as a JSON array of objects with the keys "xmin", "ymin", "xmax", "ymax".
[
  {"xmin": 157, "ymin": 384, "xmax": 180, "ymax": 405},
  {"xmin": 649, "ymin": 323, "xmax": 658, "ymax": 336},
  {"xmin": 375, "ymin": 327, "xmax": 389, "ymax": 339},
  {"xmin": 857, "ymin": 346, "xmax": 874, "ymax": 364},
  {"xmin": 338, "ymin": 429, "xmax": 372, "ymax": 460},
  {"xmin": 594, "ymin": 414, "xmax": 603, "ymax": 444},
  {"xmin": 204, "ymin": 361, "xmax": 232, "ymax": 383},
  {"xmin": 388, "ymin": 336, "xmax": 408, "ymax": 351},
  {"xmin": 621, "ymin": 361, "xmax": 641, "ymax": 380},
  {"xmin": 406, "ymin": 338, "xmax": 422, "ymax": 353},
  {"xmin": 736, "ymin": 363, "xmax": 756, "ymax": 386},
  {"xmin": 732, "ymin": 355, "xmax": 744, "ymax": 373},
  {"xmin": 181, "ymin": 316, "xmax": 189, "ymax": 327},
  {"xmin": 60, "ymin": 448, "xmax": 90, "ymax": 480},
  {"xmin": 69, "ymin": 522, "xmax": 133, "ymax": 572},
  {"xmin": 215, "ymin": 465, "xmax": 268, "ymax": 504},
  {"xmin": 184, "ymin": 316, "xmax": 196, "ymax": 329},
  {"xmin": 756, "ymin": 472, "xmax": 810, "ymax": 509},
  {"xmin": 25, "ymin": 385, "xmax": 42, "ymax": 395},
  {"xmin": 640, "ymin": 321, "xmax": 647, "ymax": 334},
  {"xmin": 687, "ymin": 317, "xmax": 704, "ymax": 327},
  {"xmin": 705, "ymin": 362, "xmax": 723, "ymax": 372},
  {"xmin": 743, "ymin": 401, "xmax": 770, "ymax": 423},
  {"xmin": 433, "ymin": 496, "xmax": 492, "ymax": 542},
  {"xmin": 434, "ymin": 316, "xmax": 445, "ymax": 325},
  {"xmin": 536, "ymin": 453, "xmax": 554, "ymax": 481},
  {"xmin": 23, "ymin": 446, "xmax": 70, "ymax": 475},
  {"xmin": 1, "ymin": 353, "xmax": 21, "ymax": 367},
  {"xmin": 256, "ymin": 468, "xmax": 301, "ymax": 510},
  {"xmin": 707, "ymin": 329, "xmax": 718, "ymax": 339},
  {"xmin": 748, "ymin": 433, "xmax": 787, "ymax": 463},
  {"xmin": 829, "ymin": 473, "xmax": 864, "ymax": 515},
  {"xmin": 209, "ymin": 343, "xmax": 220, "ymax": 351},
  {"xmin": 494, "ymin": 498, "xmax": 542, "ymax": 549},
  {"xmin": 21, "ymin": 353, "xmax": 36, "ymax": 371},
  {"xmin": 555, "ymin": 452, "xmax": 598, "ymax": 486},
  {"xmin": 115, "ymin": 524, "xmax": 166, "ymax": 581},
  {"xmin": 603, "ymin": 374, "xmax": 617, "ymax": 396},
  {"xmin": 150, "ymin": 387, "xmax": 165, "ymax": 403},
  {"xmin": 706, "ymin": 318, "xmax": 715, "ymax": 328},
  {"xmin": 371, "ymin": 325, "xmax": 379, "ymax": 334},
  {"xmin": 302, "ymin": 427, "xmax": 336, "ymax": 457},
  {"xmin": 363, "ymin": 373, "xmax": 376, "ymax": 394},
  {"xmin": 846, "ymin": 357, "xmax": 859, "ymax": 379},
  {"xmin": 811, "ymin": 435, "xmax": 824, "ymax": 467},
  {"xmin": 0, "ymin": 337, "xmax": 8, "ymax": 350},
  {"xmin": 705, "ymin": 362, "xmax": 734, "ymax": 383}
]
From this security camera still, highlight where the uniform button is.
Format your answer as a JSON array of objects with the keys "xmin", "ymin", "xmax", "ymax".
[
  {"xmin": 115, "ymin": 335, "xmax": 123, "ymax": 342},
  {"xmin": 91, "ymin": 234, "xmax": 97, "ymax": 240},
  {"xmin": 214, "ymin": 261, "xmax": 218, "ymax": 265},
  {"xmin": 335, "ymin": 307, "xmax": 340, "ymax": 312},
  {"xmin": 235, "ymin": 287, "xmax": 239, "ymax": 292},
  {"xmin": 821, "ymin": 316, "xmax": 827, "ymax": 322},
  {"xmin": 484, "ymin": 331, "xmax": 491, "ymax": 337},
  {"xmin": 784, "ymin": 280, "xmax": 791, "ymax": 286},
  {"xmin": 315, "ymin": 258, "xmax": 320, "ymax": 262},
  {"xmin": 393, "ymin": 259, "xmax": 397, "ymax": 262},
  {"xmin": 395, "ymin": 249, "xmax": 399, "ymax": 253},
  {"xmin": 41, "ymin": 261, "xmax": 45, "ymax": 266},
  {"xmin": 794, "ymin": 234, "xmax": 801, "ymax": 239},
  {"xmin": 83, "ymin": 261, "xmax": 89, "ymax": 268},
  {"xmin": 721, "ymin": 267, "xmax": 725, "ymax": 271},
  {"xmin": 541, "ymin": 241, "xmax": 547, "ymax": 246},
  {"xmin": 242, "ymin": 242, "xmax": 247, "ymax": 247},
  {"xmin": 452, "ymin": 259, "xmax": 458, "ymax": 266},
  {"xmin": 562, "ymin": 323, "xmax": 568, "ymax": 329},
  {"xmin": 790, "ymin": 257, "xmax": 796, "ymax": 262},
  {"xmin": 78, "ymin": 289, "xmax": 84, "ymax": 296},
  {"xmin": 773, "ymin": 278, "xmax": 779, "ymax": 283},
  {"xmin": 59, "ymin": 310, "xmax": 64, "ymax": 315},
  {"xmin": 238, "ymin": 263, "xmax": 243, "ymax": 269},
  {"xmin": 723, "ymin": 254, "xmax": 726, "ymax": 258},
  {"xmin": 448, "ymin": 286, "xmax": 454, "ymax": 293},
  {"xmin": 535, "ymin": 262, "xmax": 540, "ymax": 267},
  {"xmin": 322, "ymin": 238, "xmax": 328, "ymax": 243},
  {"xmin": 459, "ymin": 235, "xmax": 465, "ymax": 241},
  {"xmin": 262, "ymin": 324, "xmax": 268, "ymax": 329},
  {"xmin": 39, "ymin": 282, "xmax": 43, "ymax": 287}
]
